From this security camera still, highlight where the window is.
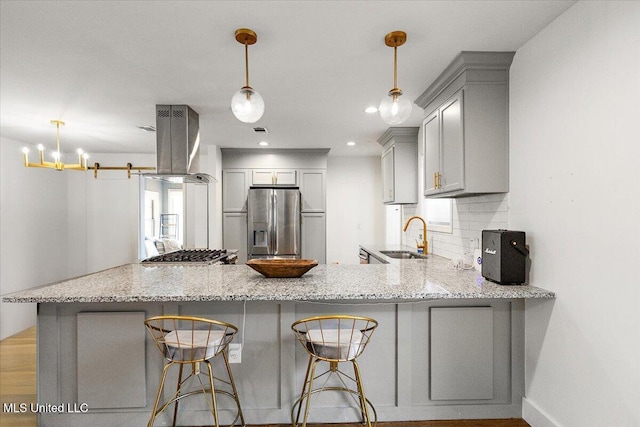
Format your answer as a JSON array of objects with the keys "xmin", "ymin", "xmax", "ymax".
[{"xmin": 426, "ymin": 198, "xmax": 453, "ymax": 233}]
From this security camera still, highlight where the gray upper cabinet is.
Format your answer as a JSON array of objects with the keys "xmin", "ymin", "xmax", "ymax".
[
  {"xmin": 222, "ymin": 169, "xmax": 250, "ymax": 212},
  {"xmin": 252, "ymin": 169, "xmax": 297, "ymax": 186},
  {"xmin": 299, "ymin": 169, "xmax": 326, "ymax": 212},
  {"xmin": 378, "ymin": 127, "xmax": 419, "ymax": 204},
  {"xmin": 416, "ymin": 51, "xmax": 515, "ymax": 198}
]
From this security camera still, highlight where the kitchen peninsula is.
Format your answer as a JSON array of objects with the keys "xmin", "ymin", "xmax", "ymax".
[{"xmin": 3, "ymin": 254, "xmax": 554, "ymax": 426}]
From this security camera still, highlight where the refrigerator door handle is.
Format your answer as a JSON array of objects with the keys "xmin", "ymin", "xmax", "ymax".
[{"xmin": 271, "ymin": 190, "xmax": 278, "ymax": 255}]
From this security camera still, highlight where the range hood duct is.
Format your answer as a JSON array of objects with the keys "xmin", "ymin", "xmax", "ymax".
[{"xmin": 146, "ymin": 105, "xmax": 211, "ymax": 184}]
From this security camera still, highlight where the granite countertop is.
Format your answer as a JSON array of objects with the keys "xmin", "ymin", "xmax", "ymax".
[{"xmin": 2, "ymin": 249, "xmax": 555, "ymax": 303}]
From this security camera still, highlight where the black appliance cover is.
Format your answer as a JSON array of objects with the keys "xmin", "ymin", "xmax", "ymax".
[{"xmin": 481, "ymin": 230, "xmax": 528, "ymax": 285}]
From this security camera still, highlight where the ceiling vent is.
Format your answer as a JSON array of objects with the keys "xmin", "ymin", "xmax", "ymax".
[{"xmin": 252, "ymin": 126, "xmax": 268, "ymax": 134}]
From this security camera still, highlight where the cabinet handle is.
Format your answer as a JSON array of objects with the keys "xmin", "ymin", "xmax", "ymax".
[{"xmin": 434, "ymin": 172, "xmax": 442, "ymax": 189}]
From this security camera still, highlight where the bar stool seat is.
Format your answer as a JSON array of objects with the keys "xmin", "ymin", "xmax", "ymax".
[
  {"xmin": 291, "ymin": 315, "xmax": 378, "ymax": 427},
  {"xmin": 144, "ymin": 315, "xmax": 245, "ymax": 427},
  {"xmin": 163, "ymin": 329, "xmax": 225, "ymax": 360}
]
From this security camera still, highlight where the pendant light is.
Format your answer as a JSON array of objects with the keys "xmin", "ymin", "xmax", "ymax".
[
  {"xmin": 379, "ymin": 31, "xmax": 412, "ymax": 125},
  {"xmin": 231, "ymin": 28, "xmax": 265, "ymax": 123}
]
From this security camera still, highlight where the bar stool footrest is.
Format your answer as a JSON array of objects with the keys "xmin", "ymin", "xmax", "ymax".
[{"xmin": 291, "ymin": 386, "xmax": 377, "ymax": 427}]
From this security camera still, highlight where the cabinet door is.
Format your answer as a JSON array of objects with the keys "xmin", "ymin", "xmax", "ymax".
[
  {"xmin": 299, "ymin": 169, "xmax": 326, "ymax": 212},
  {"xmin": 252, "ymin": 169, "xmax": 275, "ymax": 185},
  {"xmin": 77, "ymin": 312, "xmax": 146, "ymax": 409},
  {"xmin": 301, "ymin": 213, "xmax": 325, "ymax": 264},
  {"xmin": 423, "ymin": 111, "xmax": 440, "ymax": 196},
  {"xmin": 430, "ymin": 306, "xmax": 494, "ymax": 400},
  {"xmin": 440, "ymin": 90, "xmax": 464, "ymax": 193},
  {"xmin": 274, "ymin": 169, "xmax": 297, "ymax": 185},
  {"xmin": 381, "ymin": 147, "xmax": 395, "ymax": 202},
  {"xmin": 223, "ymin": 213, "xmax": 247, "ymax": 264},
  {"xmin": 223, "ymin": 169, "xmax": 249, "ymax": 212}
]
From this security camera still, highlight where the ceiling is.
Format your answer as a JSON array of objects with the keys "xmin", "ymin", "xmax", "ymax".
[{"xmin": 0, "ymin": 1, "xmax": 576, "ymax": 158}]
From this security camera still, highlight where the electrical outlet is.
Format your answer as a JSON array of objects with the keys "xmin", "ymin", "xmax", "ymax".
[{"xmin": 228, "ymin": 344, "xmax": 242, "ymax": 363}]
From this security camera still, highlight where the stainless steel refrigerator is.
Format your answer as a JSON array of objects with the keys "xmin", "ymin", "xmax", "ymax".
[{"xmin": 247, "ymin": 187, "xmax": 301, "ymax": 259}]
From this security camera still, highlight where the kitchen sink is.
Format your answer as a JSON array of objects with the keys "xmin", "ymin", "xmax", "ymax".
[{"xmin": 379, "ymin": 250, "xmax": 427, "ymax": 260}]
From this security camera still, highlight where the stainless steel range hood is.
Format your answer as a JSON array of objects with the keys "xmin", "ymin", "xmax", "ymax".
[{"xmin": 145, "ymin": 105, "xmax": 211, "ymax": 184}]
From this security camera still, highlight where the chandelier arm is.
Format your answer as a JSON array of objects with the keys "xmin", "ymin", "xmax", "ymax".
[
  {"xmin": 55, "ymin": 122, "xmax": 62, "ymax": 170},
  {"xmin": 87, "ymin": 164, "xmax": 156, "ymax": 179}
]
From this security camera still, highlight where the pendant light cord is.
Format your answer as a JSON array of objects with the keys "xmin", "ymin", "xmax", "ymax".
[
  {"xmin": 393, "ymin": 44, "xmax": 398, "ymax": 90},
  {"xmin": 244, "ymin": 41, "xmax": 250, "ymax": 88}
]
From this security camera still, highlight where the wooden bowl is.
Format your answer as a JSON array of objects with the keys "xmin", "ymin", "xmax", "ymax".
[{"xmin": 246, "ymin": 259, "xmax": 318, "ymax": 278}]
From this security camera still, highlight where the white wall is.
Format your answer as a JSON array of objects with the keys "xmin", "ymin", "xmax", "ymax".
[
  {"xmin": 326, "ymin": 156, "xmax": 384, "ymax": 264},
  {"xmin": 509, "ymin": 2, "xmax": 640, "ymax": 426},
  {"xmin": 1, "ymin": 137, "xmax": 69, "ymax": 339},
  {"xmin": 0, "ymin": 144, "xmax": 155, "ymax": 339}
]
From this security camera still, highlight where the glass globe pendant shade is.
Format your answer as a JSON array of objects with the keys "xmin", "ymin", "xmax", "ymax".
[
  {"xmin": 231, "ymin": 86, "xmax": 265, "ymax": 123},
  {"xmin": 379, "ymin": 91, "xmax": 412, "ymax": 125}
]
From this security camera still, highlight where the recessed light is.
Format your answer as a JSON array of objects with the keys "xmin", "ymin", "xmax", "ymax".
[
  {"xmin": 258, "ymin": 141, "xmax": 269, "ymax": 146},
  {"xmin": 346, "ymin": 141, "xmax": 356, "ymax": 146},
  {"xmin": 365, "ymin": 106, "xmax": 378, "ymax": 114}
]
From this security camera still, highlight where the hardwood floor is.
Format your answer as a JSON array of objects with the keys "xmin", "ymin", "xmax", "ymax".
[
  {"xmin": 0, "ymin": 327, "xmax": 529, "ymax": 427},
  {"xmin": 0, "ymin": 327, "xmax": 37, "ymax": 427}
]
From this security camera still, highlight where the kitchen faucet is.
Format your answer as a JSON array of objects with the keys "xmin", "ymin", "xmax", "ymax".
[{"xmin": 403, "ymin": 215, "xmax": 428, "ymax": 254}]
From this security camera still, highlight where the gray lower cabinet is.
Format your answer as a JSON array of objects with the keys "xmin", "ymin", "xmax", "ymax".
[
  {"xmin": 223, "ymin": 212, "xmax": 247, "ymax": 264},
  {"xmin": 301, "ymin": 213, "xmax": 326, "ymax": 263},
  {"xmin": 77, "ymin": 312, "xmax": 146, "ymax": 409},
  {"xmin": 37, "ymin": 299, "xmax": 523, "ymax": 426},
  {"xmin": 430, "ymin": 306, "xmax": 494, "ymax": 400}
]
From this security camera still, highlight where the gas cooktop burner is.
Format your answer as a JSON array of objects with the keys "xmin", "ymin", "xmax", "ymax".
[{"xmin": 142, "ymin": 249, "xmax": 236, "ymax": 265}]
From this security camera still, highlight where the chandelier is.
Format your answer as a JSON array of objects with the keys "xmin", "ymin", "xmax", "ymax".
[
  {"xmin": 22, "ymin": 119, "xmax": 155, "ymax": 178},
  {"xmin": 22, "ymin": 120, "xmax": 88, "ymax": 171}
]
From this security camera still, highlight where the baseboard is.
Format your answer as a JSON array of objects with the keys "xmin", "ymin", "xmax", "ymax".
[{"xmin": 522, "ymin": 397, "xmax": 559, "ymax": 427}]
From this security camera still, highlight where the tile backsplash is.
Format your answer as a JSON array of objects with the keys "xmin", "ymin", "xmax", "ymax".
[{"xmin": 401, "ymin": 193, "xmax": 509, "ymax": 261}]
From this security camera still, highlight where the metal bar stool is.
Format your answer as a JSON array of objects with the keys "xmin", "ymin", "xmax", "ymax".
[
  {"xmin": 144, "ymin": 315, "xmax": 245, "ymax": 427},
  {"xmin": 291, "ymin": 315, "xmax": 378, "ymax": 427}
]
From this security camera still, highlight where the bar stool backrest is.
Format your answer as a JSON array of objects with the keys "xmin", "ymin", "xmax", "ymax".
[
  {"xmin": 291, "ymin": 315, "xmax": 378, "ymax": 362},
  {"xmin": 144, "ymin": 315, "xmax": 237, "ymax": 363}
]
